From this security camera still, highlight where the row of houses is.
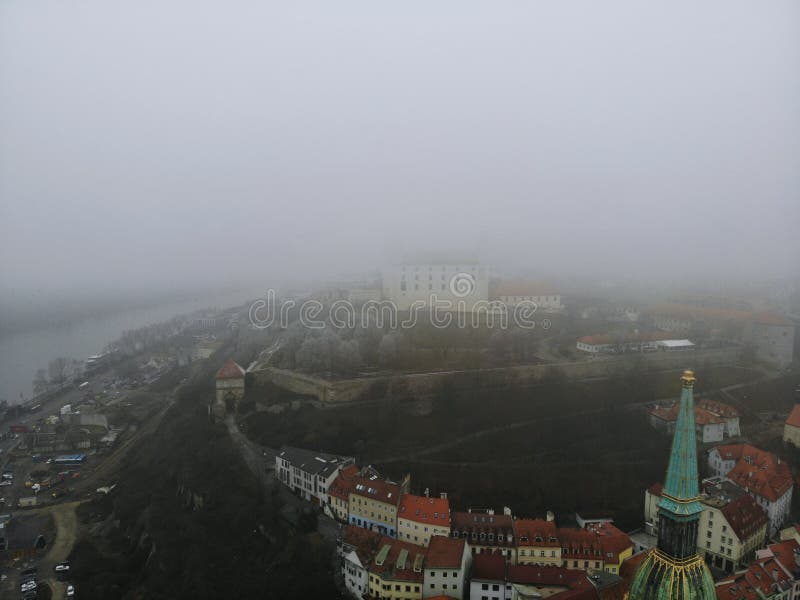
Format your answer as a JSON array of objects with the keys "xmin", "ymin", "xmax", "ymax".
[
  {"xmin": 707, "ymin": 444, "xmax": 794, "ymax": 535},
  {"xmin": 649, "ymin": 398, "xmax": 741, "ymax": 444}
]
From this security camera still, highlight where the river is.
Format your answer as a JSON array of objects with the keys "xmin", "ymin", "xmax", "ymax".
[{"xmin": 0, "ymin": 288, "xmax": 261, "ymax": 403}]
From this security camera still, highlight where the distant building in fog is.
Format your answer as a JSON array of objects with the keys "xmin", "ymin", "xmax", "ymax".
[{"xmin": 382, "ymin": 255, "xmax": 489, "ymax": 311}]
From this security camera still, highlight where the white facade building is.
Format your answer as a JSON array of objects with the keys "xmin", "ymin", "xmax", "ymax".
[
  {"xmin": 275, "ymin": 446, "xmax": 354, "ymax": 506},
  {"xmin": 382, "ymin": 256, "xmax": 489, "ymax": 312}
]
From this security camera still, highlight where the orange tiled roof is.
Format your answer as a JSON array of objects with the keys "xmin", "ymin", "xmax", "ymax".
[
  {"xmin": 647, "ymin": 482, "xmax": 663, "ymax": 497},
  {"xmin": 650, "ymin": 403, "xmax": 726, "ymax": 426},
  {"xmin": 515, "ymin": 519, "xmax": 559, "ymax": 547},
  {"xmin": 215, "ymin": 359, "xmax": 245, "ymax": 379},
  {"xmin": 425, "ymin": 535, "xmax": 465, "ymax": 569},
  {"xmin": 786, "ymin": 405, "xmax": 800, "ymax": 429},
  {"xmin": 398, "ymin": 494, "xmax": 450, "ymax": 526},
  {"xmin": 722, "ymin": 445, "xmax": 793, "ymax": 503}
]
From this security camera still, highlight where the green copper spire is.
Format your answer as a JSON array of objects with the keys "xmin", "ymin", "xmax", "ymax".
[
  {"xmin": 658, "ymin": 370, "xmax": 703, "ymax": 518},
  {"xmin": 628, "ymin": 370, "xmax": 715, "ymax": 600}
]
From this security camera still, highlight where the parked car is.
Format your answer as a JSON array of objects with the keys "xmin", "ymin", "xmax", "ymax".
[
  {"xmin": 54, "ymin": 562, "xmax": 70, "ymax": 573},
  {"xmin": 66, "ymin": 582, "xmax": 76, "ymax": 597},
  {"xmin": 0, "ymin": 480, "xmax": 12, "ymax": 487}
]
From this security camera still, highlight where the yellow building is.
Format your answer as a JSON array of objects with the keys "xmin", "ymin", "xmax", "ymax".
[
  {"xmin": 328, "ymin": 464, "xmax": 359, "ymax": 522},
  {"xmin": 368, "ymin": 537, "xmax": 426, "ymax": 600},
  {"xmin": 397, "ymin": 493, "xmax": 450, "ymax": 547},
  {"xmin": 588, "ymin": 522, "xmax": 632, "ymax": 574},
  {"xmin": 784, "ymin": 405, "xmax": 800, "ymax": 447},
  {"xmin": 515, "ymin": 519, "xmax": 562, "ymax": 566},
  {"xmin": 349, "ymin": 474, "xmax": 404, "ymax": 538}
]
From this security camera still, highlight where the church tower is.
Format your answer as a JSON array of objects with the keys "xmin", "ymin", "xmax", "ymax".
[{"xmin": 629, "ymin": 370, "xmax": 716, "ymax": 600}]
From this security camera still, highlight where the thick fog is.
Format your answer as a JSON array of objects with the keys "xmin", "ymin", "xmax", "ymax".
[{"xmin": 1, "ymin": 0, "xmax": 799, "ymax": 302}]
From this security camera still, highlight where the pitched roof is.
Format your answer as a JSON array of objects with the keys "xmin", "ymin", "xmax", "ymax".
[
  {"xmin": 369, "ymin": 536, "xmax": 427, "ymax": 583},
  {"xmin": 786, "ymin": 405, "xmax": 800, "ymax": 429},
  {"xmin": 215, "ymin": 359, "xmax": 245, "ymax": 379},
  {"xmin": 276, "ymin": 446, "xmax": 353, "ymax": 478},
  {"xmin": 514, "ymin": 519, "xmax": 559, "ymax": 547},
  {"xmin": 350, "ymin": 473, "xmax": 402, "ymax": 506},
  {"xmin": 398, "ymin": 494, "xmax": 450, "ymax": 526},
  {"xmin": 650, "ymin": 403, "xmax": 728, "ymax": 426},
  {"xmin": 647, "ymin": 482, "xmax": 663, "ymax": 497},
  {"xmin": 722, "ymin": 445, "xmax": 793, "ymax": 503},
  {"xmin": 342, "ymin": 524, "xmax": 384, "ymax": 565},
  {"xmin": 508, "ymin": 563, "xmax": 585, "ymax": 586},
  {"xmin": 559, "ymin": 528, "xmax": 602, "ymax": 560},
  {"xmin": 450, "ymin": 511, "xmax": 515, "ymax": 548},
  {"xmin": 721, "ymin": 494, "xmax": 769, "ymax": 540},
  {"xmin": 425, "ymin": 536, "xmax": 466, "ymax": 569},
  {"xmin": 766, "ymin": 538, "xmax": 800, "ymax": 576},
  {"xmin": 328, "ymin": 464, "xmax": 359, "ymax": 501},
  {"xmin": 588, "ymin": 523, "xmax": 632, "ymax": 563},
  {"xmin": 471, "ymin": 553, "xmax": 506, "ymax": 581}
]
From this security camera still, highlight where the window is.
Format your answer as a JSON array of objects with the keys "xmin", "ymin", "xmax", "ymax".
[
  {"xmin": 492, "ymin": 584, "xmax": 500, "ymax": 591},
  {"xmin": 482, "ymin": 584, "xmax": 489, "ymax": 591}
]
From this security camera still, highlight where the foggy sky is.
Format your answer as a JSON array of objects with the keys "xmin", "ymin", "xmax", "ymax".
[{"xmin": 1, "ymin": 0, "xmax": 799, "ymax": 298}]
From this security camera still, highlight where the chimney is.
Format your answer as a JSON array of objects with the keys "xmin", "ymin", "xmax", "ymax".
[
  {"xmin": 546, "ymin": 510, "xmax": 555, "ymax": 522},
  {"xmin": 424, "ymin": 487, "xmax": 429, "ymax": 498},
  {"xmin": 440, "ymin": 492, "xmax": 447, "ymax": 500},
  {"xmin": 503, "ymin": 506, "xmax": 512, "ymax": 516}
]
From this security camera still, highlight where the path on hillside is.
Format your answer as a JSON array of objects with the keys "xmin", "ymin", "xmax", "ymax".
[{"xmin": 371, "ymin": 376, "xmax": 774, "ymax": 465}]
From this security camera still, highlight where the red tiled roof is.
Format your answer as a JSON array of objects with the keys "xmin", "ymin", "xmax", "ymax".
[
  {"xmin": 451, "ymin": 511, "xmax": 515, "ymax": 548},
  {"xmin": 647, "ymin": 482, "xmax": 663, "ymax": 497},
  {"xmin": 697, "ymin": 399, "xmax": 739, "ymax": 418},
  {"xmin": 215, "ymin": 359, "xmax": 245, "ymax": 379},
  {"xmin": 721, "ymin": 445, "xmax": 793, "ymax": 503},
  {"xmin": 398, "ymin": 494, "xmax": 450, "ymax": 526},
  {"xmin": 558, "ymin": 528, "xmax": 602, "ymax": 560},
  {"xmin": 342, "ymin": 524, "xmax": 384, "ymax": 564},
  {"xmin": 766, "ymin": 538, "xmax": 800, "ymax": 575},
  {"xmin": 786, "ymin": 405, "xmax": 800, "ymax": 429},
  {"xmin": 515, "ymin": 519, "xmax": 559, "ymax": 547},
  {"xmin": 471, "ymin": 553, "xmax": 506, "ymax": 581},
  {"xmin": 721, "ymin": 494, "xmax": 768, "ymax": 541},
  {"xmin": 350, "ymin": 474, "xmax": 402, "ymax": 506},
  {"xmin": 589, "ymin": 522, "xmax": 632, "ymax": 563},
  {"xmin": 720, "ymin": 557, "xmax": 794, "ymax": 600},
  {"xmin": 508, "ymin": 563, "xmax": 584, "ymax": 586},
  {"xmin": 491, "ymin": 280, "xmax": 558, "ymax": 298},
  {"xmin": 328, "ymin": 464, "xmax": 359, "ymax": 501},
  {"xmin": 425, "ymin": 536, "xmax": 465, "ymax": 569},
  {"xmin": 369, "ymin": 536, "xmax": 427, "ymax": 583},
  {"xmin": 650, "ymin": 403, "xmax": 726, "ymax": 426}
]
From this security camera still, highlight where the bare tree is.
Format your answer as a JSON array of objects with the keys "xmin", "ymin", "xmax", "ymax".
[
  {"xmin": 48, "ymin": 357, "xmax": 69, "ymax": 390},
  {"xmin": 32, "ymin": 368, "xmax": 49, "ymax": 395}
]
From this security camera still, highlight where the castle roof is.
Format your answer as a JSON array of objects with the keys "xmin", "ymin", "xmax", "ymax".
[{"xmin": 215, "ymin": 359, "xmax": 245, "ymax": 379}]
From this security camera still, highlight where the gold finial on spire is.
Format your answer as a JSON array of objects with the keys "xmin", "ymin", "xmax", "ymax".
[{"xmin": 681, "ymin": 370, "xmax": 696, "ymax": 388}]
